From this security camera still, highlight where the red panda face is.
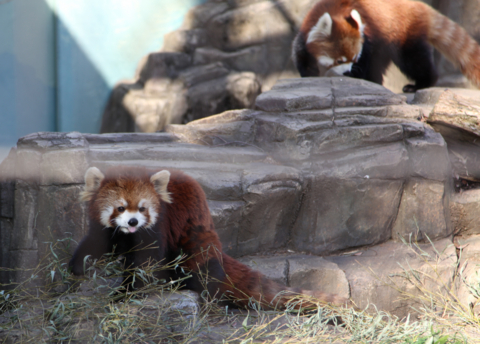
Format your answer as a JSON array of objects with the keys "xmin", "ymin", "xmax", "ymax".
[
  {"xmin": 305, "ymin": 10, "xmax": 364, "ymax": 76},
  {"xmin": 99, "ymin": 193, "xmax": 159, "ymax": 234},
  {"xmin": 81, "ymin": 167, "xmax": 172, "ymax": 234}
]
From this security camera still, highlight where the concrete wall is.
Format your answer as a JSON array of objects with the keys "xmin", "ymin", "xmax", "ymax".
[
  {"xmin": 0, "ymin": 0, "xmax": 56, "ymax": 162},
  {"xmin": 0, "ymin": 0, "xmax": 206, "ymax": 163}
]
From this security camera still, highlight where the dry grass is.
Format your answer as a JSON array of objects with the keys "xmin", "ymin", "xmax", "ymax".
[{"xmin": 0, "ymin": 233, "xmax": 479, "ymax": 343}]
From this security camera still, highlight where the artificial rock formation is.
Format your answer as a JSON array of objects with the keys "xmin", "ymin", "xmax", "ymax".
[
  {"xmin": 3, "ymin": 77, "xmax": 480, "ymax": 316},
  {"xmin": 240, "ymin": 238, "xmax": 457, "ymax": 319},
  {"xmin": 414, "ymin": 88, "xmax": 480, "ymax": 181},
  {"xmin": 100, "ymin": 0, "xmax": 478, "ymax": 134},
  {"xmin": 168, "ymin": 77, "xmax": 453, "ymax": 248}
]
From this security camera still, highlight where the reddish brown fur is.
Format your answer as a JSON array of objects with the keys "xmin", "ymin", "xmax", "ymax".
[
  {"xmin": 303, "ymin": 0, "xmax": 363, "ymax": 64},
  {"xmin": 297, "ymin": 0, "xmax": 480, "ymax": 88},
  {"xmin": 71, "ymin": 167, "xmax": 348, "ymax": 310},
  {"xmin": 158, "ymin": 169, "xmax": 346, "ymax": 308},
  {"xmin": 92, "ymin": 174, "xmax": 160, "ymax": 227},
  {"xmin": 301, "ymin": 0, "xmax": 433, "ymax": 46}
]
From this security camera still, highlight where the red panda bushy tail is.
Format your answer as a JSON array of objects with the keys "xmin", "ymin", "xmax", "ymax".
[
  {"xmin": 426, "ymin": 6, "xmax": 480, "ymax": 87},
  {"xmin": 219, "ymin": 254, "xmax": 349, "ymax": 310}
]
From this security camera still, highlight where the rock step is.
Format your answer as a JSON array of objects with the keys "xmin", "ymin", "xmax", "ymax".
[
  {"xmin": 239, "ymin": 238, "xmax": 457, "ymax": 318},
  {"xmin": 3, "ymin": 78, "xmax": 480, "ymax": 318}
]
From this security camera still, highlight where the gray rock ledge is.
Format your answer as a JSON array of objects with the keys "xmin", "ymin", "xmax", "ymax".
[{"xmin": 2, "ymin": 77, "xmax": 477, "ymax": 317}]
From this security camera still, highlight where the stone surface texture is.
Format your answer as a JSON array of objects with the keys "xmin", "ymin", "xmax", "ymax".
[
  {"xmin": 455, "ymin": 235, "xmax": 480, "ymax": 310},
  {"xmin": 413, "ymin": 88, "xmax": 480, "ymax": 182},
  {"xmin": 239, "ymin": 254, "xmax": 350, "ymax": 300},
  {"xmin": 100, "ymin": 0, "xmax": 478, "ymax": 134},
  {"xmin": 240, "ymin": 239, "xmax": 458, "ymax": 319},
  {"xmin": 451, "ymin": 189, "xmax": 480, "ymax": 236},
  {"xmin": 2, "ymin": 77, "xmax": 480, "ymax": 317},
  {"xmin": 327, "ymin": 239, "xmax": 457, "ymax": 319}
]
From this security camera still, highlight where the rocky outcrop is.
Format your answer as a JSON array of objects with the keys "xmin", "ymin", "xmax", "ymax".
[
  {"xmin": 168, "ymin": 77, "xmax": 453, "ymax": 247},
  {"xmin": 239, "ymin": 254, "xmax": 351, "ymax": 302},
  {"xmin": 3, "ymin": 77, "xmax": 480, "ymax": 316},
  {"xmin": 101, "ymin": 58, "xmax": 262, "ymax": 133},
  {"xmin": 455, "ymin": 234, "xmax": 480, "ymax": 314},
  {"xmin": 240, "ymin": 238, "xmax": 457, "ymax": 319},
  {"xmin": 413, "ymin": 88, "xmax": 480, "ymax": 182},
  {"xmin": 99, "ymin": 0, "xmax": 313, "ymax": 133},
  {"xmin": 100, "ymin": 0, "xmax": 479, "ymax": 134}
]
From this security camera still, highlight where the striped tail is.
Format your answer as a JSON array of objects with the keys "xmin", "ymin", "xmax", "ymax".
[
  {"xmin": 220, "ymin": 254, "xmax": 350, "ymax": 310},
  {"xmin": 426, "ymin": 6, "xmax": 480, "ymax": 87}
]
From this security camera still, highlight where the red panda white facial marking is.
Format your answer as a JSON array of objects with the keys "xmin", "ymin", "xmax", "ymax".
[
  {"xmin": 326, "ymin": 62, "xmax": 354, "ymax": 76},
  {"xmin": 115, "ymin": 192, "xmax": 163, "ymax": 232},
  {"xmin": 81, "ymin": 167, "xmax": 105, "ymax": 202},
  {"xmin": 150, "ymin": 170, "xmax": 172, "ymax": 204},
  {"xmin": 306, "ymin": 9, "xmax": 364, "ymax": 76},
  {"xmin": 318, "ymin": 55, "xmax": 335, "ymax": 68},
  {"xmin": 81, "ymin": 167, "xmax": 171, "ymax": 234},
  {"xmin": 100, "ymin": 205, "xmax": 114, "ymax": 228},
  {"xmin": 99, "ymin": 195, "xmax": 158, "ymax": 234},
  {"xmin": 350, "ymin": 10, "xmax": 364, "ymax": 37},
  {"xmin": 113, "ymin": 201, "xmax": 149, "ymax": 234},
  {"xmin": 307, "ymin": 12, "xmax": 333, "ymax": 45}
]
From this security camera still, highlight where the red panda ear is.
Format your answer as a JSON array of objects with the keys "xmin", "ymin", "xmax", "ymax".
[
  {"xmin": 80, "ymin": 167, "xmax": 105, "ymax": 202},
  {"xmin": 307, "ymin": 12, "xmax": 332, "ymax": 44},
  {"xmin": 150, "ymin": 170, "xmax": 172, "ymax": 203},
  {"xmin": 346, "ymin": 9, "xmax": 363, "ymax": 31}
]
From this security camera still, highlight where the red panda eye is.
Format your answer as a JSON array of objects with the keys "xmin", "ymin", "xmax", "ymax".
[
  {"xmin": 117, "ymin": 206, "xmax": 125, "ymax": 212},
  {"xmin": 139, "ymin": 207, "xmax": 146, "ymax": 212},
  {"xmin": 336, "ymin": 59, "xmax": 343, "ymax": 65}
]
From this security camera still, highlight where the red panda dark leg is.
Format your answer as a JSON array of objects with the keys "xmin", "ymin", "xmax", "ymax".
[
  {"xmin": 183, "ymin": 257, "xmax": 229, "ymax": 304},
  {"xmin": 69, "ymin": 223, "xmax": 114, "ymax": 276},
  {"xmin": 394, "ymin": 38, "xmax": 438, "ymax": 93},
  {"xmin": 345, "ymin": 37, "xmax": 391, "ymax": 85},
  {"xmin": 175, "ymin": 222, "xmax": 232, "ymax": 303},
  {"xmin": 120, "ymin": 231, "xmax": 170, "ymax": 290},
  {"xmin": 292, "ymin": 32, "xmax": 320, "ymax": 77}
]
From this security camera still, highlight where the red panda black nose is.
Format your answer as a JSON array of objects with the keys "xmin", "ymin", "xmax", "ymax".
[{"xmin": 128, "ymin": 218, "xmax": 138, "ymax": 227}]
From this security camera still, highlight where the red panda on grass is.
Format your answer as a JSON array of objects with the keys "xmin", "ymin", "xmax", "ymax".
[
  {"xmin": 292, "ymin": 0, "xmax": 480, "ymax": 92},
  {"xmin": 69, "ymin": 166, "xmax": 347, "ymax": 309}
]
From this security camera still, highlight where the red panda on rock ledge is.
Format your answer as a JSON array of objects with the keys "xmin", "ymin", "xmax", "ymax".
[
  {"xmin": 69, "ymin": 166, "xmax": 347, "ymax": 309},
  {"xmin": 292, "ymin": 0, "xmax": 480, "ymax": 92}
]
